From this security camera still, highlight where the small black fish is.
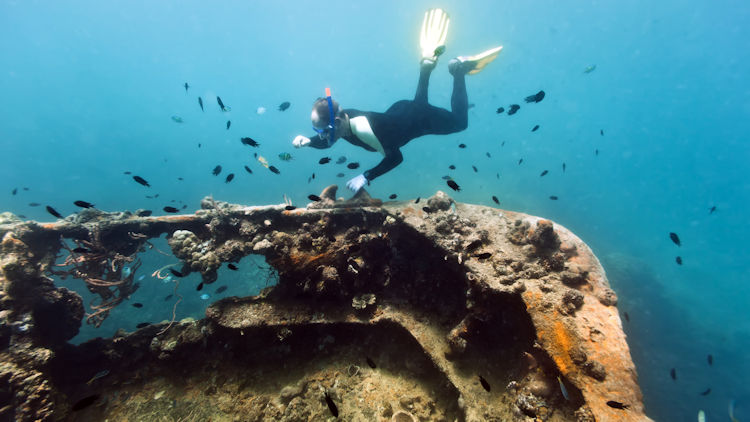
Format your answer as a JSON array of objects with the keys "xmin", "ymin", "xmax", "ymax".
[
  {"xmin": 465, "ymin": 240, "xmax": 482, "ymax": 252},
  {"xmin": 624, "ymin": 312, "xmax": 630, "ymax": 322},
  {"xmin": 669, "ymin": 232, "xmax": 681, "ymax": 246},
  {"xmin": 486, "ymin": 152, "xmax": 491, "ymax": 158},
  {"xmin": 133, "ymin": 175, "xmax": 150, "ymax": 187},
  {"xmin": 137, "ymin": 210, "xmax": 152, "ymax": 217},
  {"xmin": 240, "ymin": 137, "xmax": 260, "ymax": 147},
  {"xmin": 215, "ymin": 285, "xmax": 228, "ymax": 294},
  {"xmin": 595, "ymin": 149, "xmax": 599, "ymax": 156},
  {"xmin": 324, "ymin": 392, "xmax": 338, "ymax": 417},
  {"xmin": 422, "ymin": 206, "xmax": 431, "ymax": 213},
  {"xmin": 163, "ymin": 206, "xmax": 179, "ymax": 213},
  {"xmin": 389, "ymin": 194, "xmax": 397, "ymax": 200},
  {"xmin": 347, "ymin": 162, "xmax": 360, "ymax": 169},
  {"xmin": 198, "ymin": 143, "xmax": 201, "ymax": 148},
  {"xmin": 227, "ymin": 264, "xmax": 238, "ymax": 270},
  {"xmin": 447, "ymin": 180, "xmax": 460, "ymax": 192},
  {"xmin": 478, "ymin": 375, "xmax": 491, "ymax": 392},
  {"xmin": 709, "ymin": 206, "xmax": 716, "ymax": 214},
  {"xmin": 46, "ymin": 206, "xmax": 63, "ymax": 219},
  {"xmin": 308, "ymin": 194, "xmax": 321, "ymax": 202},
  {"xmin": 74, "ymin": 200, "xmax": 94, "ymax": 208},
  {"xmin": 336, "ymin": 173, "xmax": 345, "ymax": 178},
  {"xmin": 475, "ymin": 252, "xmax": 492, "ymax": 260},
  {"xmin": 278, "ymin": 101, "xmax": 291, "ymax": 111},
  {"xmin": 600, "ymin": 129, "xmax": 604, "ymax": 136},
  {"xmin": 496, "ymin": 107, "xmax": 505, "ymax": 114},
  {"xmin": 700, "ymin": 388, "xmax": 711, "ymax": 396},
  {"xmin": 284, "ymin": 205, "xmax": 296, "ymax": 211},
  {"xmin": 442, "ymin": 175, "xmax": 453, "ymax": 180},
  {"xmin": 183, "ymin": 82, "xmax": 189, "ymax": 92},
  {"xmin": 212, "ymin": 165, "xmax": 222, "ymax": 176},
  {"xmin": 508, "ymin": 104, "xmax": 520, "ymax": 115},
  {"xmin": 226, "ymin": 120, "xmax": 231, "ymax": 130},
  {"xmin": 123, "ymin": 171, "xmax": 132, "ymax": 174},
  {"xmin": 540, "ymin": 170, "xmax": 548, "ymax": 177},
  {"xmin": 196, "ymin": 282, "xmax": 204, "ymax": 291},
  {"xmin": 244, "ymin": 165, "xmax": 253, "ymax": 174},
  {"xmin": 414, "ymin": 197, "xmax": 420, "ymax": 204},
  {"xmin": 335, "ymin": 156, "xmax": 347, "ymax": 164},
  {"xmin": 319, "ymin": 157, "xmax": 331, "ymax": 164},
  {"xmin": 366, "ymin": 357, "xmax": 376, "ymax": 368},
  {"xmin": 132, "ymin": 303, "xmax": 143, "ymax": 308},
  {"xmin": 496, "ymin": 173, "xmax": 500, "ymax": 179},
  {"xmin": 72, "ymin": 394, "xmax": 100, "ymax": 411},
  {"xmin": 449, "ymin": 165, "xmax": 456, "ymax": 170},
  {"xmin": 458, "ymin": 143, "xmax": 466, "ymax": 149},
  {"xmin": 675, "ymin": 256, "xmax": 683, "ymax": 265},
  {"xmin": 707, "ymin": 354, "xmax": 713, "ymax": 366},
  {"xmin": 472, "ymin": 165, "xmax": 478, "ymax": 173},
  {"xmin": 177, "ymin": 177, "xmax": 183, "ymax": 181},
  {"xmin": 531, "ymin": 125, "xmax": 540, "ymax": 132},
  {"xmin": 492, "ymin": 196, "xmax": 499, "ymax": 205},
  {"xmin": 182, "ymin": 205, "xmax": 187, "ymax": 209},
  {"xmin": 606, "ymin": 401, "xmax": 629, "ymax": 410},
  {"xmin": 269, "ymin": 166, "xmax": 280, "ymax": 174},
  {"xmin": 670, "ymin": 368, "xmax": 676, "ymax": 380},
  {"xmin": 12, "ymin": 188, "xmax": 17, "ymax": 195},
  {"xmin": 22, "ymin": 187, "xmax": 28, "ymax": 191},
  {"xmin": 136, "ymin": 322, "xmax": 150, "ymax": 329},
  {"xmin": 170, "ymin": 269, "xmax": 184, "ymax": 278},
  {"xmin": 225, "ymin": 173, "xmax": 235, "ymax": 183},
  {"xmin": 72, "ymin": 247, "xmax": 90, "ymax": 253},
  {"xmin": 164, "ymin": 294, "xmax": 173, "ymax": 301},
  {"xmin": 525, "ymin": 90, "xmax": 545, "ymax": 103},
  {"xmin": 562, "ymin": 163, "xmax": 566, "ymax": 172},
  {"xmin": 217, "ymin": 96, "xmax": 227, "ymax": 111},
  {"xmin": 198, "ymin": 96, "xmax": 204, "ymax": 111},
  {"xmin": 549, "ymin": 195, "xmax": 559, "ymax": 200},
  {"xmin": 518, "ymin": 158, "xmax": 523, "ymax": 165}
]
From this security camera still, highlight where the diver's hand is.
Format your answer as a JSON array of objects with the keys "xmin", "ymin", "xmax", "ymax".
[
  {"xmin": 346, "ymin": 174, "xmax": 368, "ymax": 192},
  {"xmin": 293, "ymin": 135, "xmax": 311, "ymax": 148}
]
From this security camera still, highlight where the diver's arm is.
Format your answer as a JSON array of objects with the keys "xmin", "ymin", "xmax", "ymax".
[
  {"xmin": 307, "ymin": 134, "xmax": 332, "ymax": 149},
  {"xmin": 293, "ymin": 134, "xmax": 331, "ymax": 149},
  {"xmin": 363, "ymin": 148, "xmax": 403, "ymax": 181}
]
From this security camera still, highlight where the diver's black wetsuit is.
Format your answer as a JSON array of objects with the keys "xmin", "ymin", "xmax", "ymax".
[{"xmin": 307, "ymin": 66, "xmax": 468, "ymax": 181}]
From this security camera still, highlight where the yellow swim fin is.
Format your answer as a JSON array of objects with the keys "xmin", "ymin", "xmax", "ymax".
[
  {"xmin": 420, "ymin": 8, "xmax": 450, "ymax": 62},
  {"xmin": 458, "ymin": 45, "xmax": 503, "ymax": 75}
]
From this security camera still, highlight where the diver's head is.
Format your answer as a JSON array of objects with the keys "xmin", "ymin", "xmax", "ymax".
[{"xmin": 311, "ymin": 97, "xmax": 344, "ymax": 142}]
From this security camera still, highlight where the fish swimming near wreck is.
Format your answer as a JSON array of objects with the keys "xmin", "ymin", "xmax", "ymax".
[
  {"xmin": 132, "ymin": 176, "xmax": 150, "ymax": 187},
  {"xmin": 74, "ymin": 200, "xmax": 94, "ymax": 208},
  {"xmin": 46, "ymin": 206, "xmax": 63, "ymax": 219},
  {"xmin": 669, "ymin": 232, "xmax": 681, "ymax": 246}
]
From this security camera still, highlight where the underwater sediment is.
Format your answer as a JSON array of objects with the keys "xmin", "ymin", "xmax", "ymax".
[{"xmin": 0, "ymin": 187, "xmax": 651, "ymax": 421}]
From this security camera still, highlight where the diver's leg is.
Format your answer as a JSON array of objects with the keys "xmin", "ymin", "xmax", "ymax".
[
  {"xmin": 450, "ymin": 73, "xmax": 469, "ymax": 131},
  {"xmin": 414, "ymin": 60, "xmax": 435, "ymax": 105},
  {"xmin": 413, "ymin": 74, "xmax": 468, "ymax": 136}
]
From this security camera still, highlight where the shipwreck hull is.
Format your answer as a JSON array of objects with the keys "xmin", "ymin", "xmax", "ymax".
[{"xmin": 0, "ymin": 189, "xmax": 650, "ymax": 421}]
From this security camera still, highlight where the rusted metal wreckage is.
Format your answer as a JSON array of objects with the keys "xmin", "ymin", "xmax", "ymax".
[{"xmin": 0, "ymin": 187, "xmax": 651, "ymax": 421}]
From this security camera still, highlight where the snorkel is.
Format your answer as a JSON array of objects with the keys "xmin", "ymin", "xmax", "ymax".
[{"xmin": 313, "ymin": 87, "xmax": 336, "ymax": 146}]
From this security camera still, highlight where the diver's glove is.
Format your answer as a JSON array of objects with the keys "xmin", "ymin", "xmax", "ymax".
[
  {"xmin": 346, "ymin": 174, "xmax": 368, "ymax": 192},
  {"xmin": 292, "ymin": 135, "xmax": 311, "ymax": 148}
]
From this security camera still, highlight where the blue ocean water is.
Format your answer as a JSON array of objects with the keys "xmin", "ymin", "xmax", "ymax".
[{"xmin": 1, "ymin": 1, "xmax": 748, "ymax": 420}]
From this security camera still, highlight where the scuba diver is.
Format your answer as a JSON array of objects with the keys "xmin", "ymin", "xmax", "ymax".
[{"xmin": 292, "ymin": 8, "xmax": 502, "ymax": 192}]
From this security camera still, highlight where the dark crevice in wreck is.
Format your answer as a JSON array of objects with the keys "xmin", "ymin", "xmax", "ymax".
[{"xmin": 0, "ymin": 189, "xmax": 650, "ymax": 421}]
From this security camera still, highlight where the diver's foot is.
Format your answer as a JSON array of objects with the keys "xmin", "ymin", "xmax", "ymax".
[
  {"xmin": 420, "ymin": 57, "xmax": 437, "ymax": 71},
  {"xmin": 448, "ymin": 57, "xmax": 469, "ymax": 76},
  {"xmin": 449, "ymin": 46, "xmax": 503, "ymax": 76}
]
